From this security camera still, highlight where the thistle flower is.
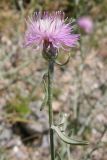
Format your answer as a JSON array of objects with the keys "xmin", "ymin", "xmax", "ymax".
[
  {"xmin": 77, "ymin": 16, "xmax": 93, "ymax": 34},
  {"xmin": 24, "ymin": 11, "xmax": 79, "ymax": 57}
]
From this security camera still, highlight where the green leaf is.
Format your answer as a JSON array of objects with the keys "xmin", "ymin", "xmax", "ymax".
[
  {"xmin": 51, "ymin": 125, "xmax": 89, "ymax": 145},
  {"xmin": 55, "ymin": 152, "xmax": 62, "ymax": 160},
  {"xmin": 55, "ymin": 52, "xmax": 71, "ymax": 66},
  {"xmin": 40, "ymin": 93, "xmax": 48, "ymax": 111},
  {"xmin": 7, "ymin": 96, "xmax": 30, "ymax": 117},
  {"xmin": 40, "ymin": 73, "xmax": 48, "ymax": 111}
]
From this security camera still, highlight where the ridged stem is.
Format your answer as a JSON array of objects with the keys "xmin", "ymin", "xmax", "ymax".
[{"xmin": 48, "ymin": 59, "xmax": 55, "ymax": 160}]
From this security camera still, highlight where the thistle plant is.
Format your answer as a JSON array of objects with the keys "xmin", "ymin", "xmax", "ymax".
[
  {"xmin": 24, "ymin": 11, "xmax": 88, "ymax": 160},
  {"xmin": 77, "ymin": 16, "xmax": 93, "ymax": 34}
]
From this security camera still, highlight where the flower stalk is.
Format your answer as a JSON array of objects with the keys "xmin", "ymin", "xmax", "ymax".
[{"xmin": 48, "ymin": 59, "xmax": 55, "ymax": 160}]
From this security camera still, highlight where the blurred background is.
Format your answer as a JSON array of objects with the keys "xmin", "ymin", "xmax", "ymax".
[{"xmin": 0, "ymin": 0, "xmax": 107, "ymax": 160}]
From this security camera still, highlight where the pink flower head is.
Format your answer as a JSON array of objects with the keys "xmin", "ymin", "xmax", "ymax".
[
  {"xmin": 24, "ymin": 11, "xmax": 79, "ymax": 53},
  {"xmin": 77, "ymin": 16, "xmax": 93, "ymax": 33}
]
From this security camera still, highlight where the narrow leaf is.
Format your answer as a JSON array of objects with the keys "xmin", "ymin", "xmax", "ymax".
[
  {"xmin": 40, "ymin": 93, "xmax": 48, "ymax": 111},
  {"xmin": 40, "ymin": 73, "xmax": 48, "ymax": 110},
  {"xmin": 55, "ymin": 151, "xmax": 62, "ymax": 160},
  {"xmin": 52, "ymin": 125, "xmax": 89, "ymax": 145}
]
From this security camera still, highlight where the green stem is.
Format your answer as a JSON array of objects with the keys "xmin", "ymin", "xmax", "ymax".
[{"xmin": 48, "ymin": 59, "xmax": 55, "ymax": 160}]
